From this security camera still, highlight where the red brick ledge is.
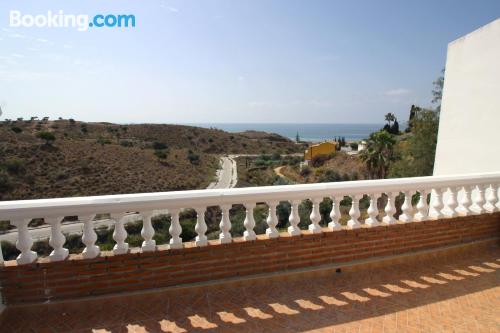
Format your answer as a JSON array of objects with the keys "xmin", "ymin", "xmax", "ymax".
[{"xmin": 1, "ymin": 213, "xmax": 499, "ymax": 305}]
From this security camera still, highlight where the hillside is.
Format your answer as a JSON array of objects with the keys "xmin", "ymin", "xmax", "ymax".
[{"xmin": 0, "ymin": 118, "xmax": 301, "ymax": 200}]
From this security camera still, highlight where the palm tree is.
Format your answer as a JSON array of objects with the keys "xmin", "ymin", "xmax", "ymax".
[
  {"xmin": 360, "ymin": 131, "xmax": 396, "ymax": 179},
  {"xmin": 384, "ymin": 113, "xmax": 396, "ymax": 126}
]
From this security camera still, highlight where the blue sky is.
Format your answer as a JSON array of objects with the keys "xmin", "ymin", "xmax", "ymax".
[{"xmin": 0, "ymin": 1, "xmax": 499, "ymax": 124}]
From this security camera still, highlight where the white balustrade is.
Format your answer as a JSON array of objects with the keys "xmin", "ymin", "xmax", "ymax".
[
  {"xmin": 414, "ymin": 190, "xmax": 428, "ymax": 222},
  {"xmin": 309, "ymin": 198, "xmax": 322, "ymax": 234},
  {"xmin": 470, "ymin": 185, "xmax": 485, "ymax": 214},
  {"xmin": 81, "ymin": 215, "xmax": 100, "ymax": 259},
  {"xmin": 496, "ymin": 184, "xmax": 500, "ymax": 210},
  {"xmin": 266, "ymin": 201, "xmax": 279, "ymax": 238},
  {"xmin": 429, "ymin": 188, "xmax": 444, "ymax": 220},
  {"xmin": 399, "ymin": 191, "xmax": 414, "ymax": 223},
  {"xmin": 46, "ymin": 217, "xmax": 69, "ymax": 261},
  {"xmin": 111, "ymin": 213, "xmax": 129, "ymax": 255},
  {"xmin": 141, "ymin": 211, "xmax": 156, "ymax": 252},
  {"xmin": 457, "ymin": 186, "xmax": 472, "ymax": 216},
  {"xmin": 365, "ymin": 193, "xmax": 380, "ymax": 227},
  {"xmin": 288, "ymin": 200, "xmax": 301, "ymax": 236},
  {"xmin": 243, "ymin": 203, "xmax": 257, "ymax": 241},
  {"xmin": 11, "ymin": 219, "xmax": 37, "ymax": 265},
  {"xmin": 443, "ymin": 187, "xmax": 458, "ymax": 218},
  {"xmin": 328, "ymin": 196, "xmax": 342, "ymax": 230},
  {"xmin": 219, "ymin": 204, "xmax": 232, "ymax": 244},
  {"xmin": 382, "ymin": 192, "xmax": 397, "ymax": 225},
  {"xmin": 484, "ymin": 184, "xmax": 498, "ymax": 213},
  {"xmin": 194, "ymin": 207, "xmax": 208, "ymax": 246},
  {"xmin": 1, "ymin": 172, "xmax": 499, "ymax": 264},
  {"xmin": 169, "ymin": 209, "xmax": 183, "ymax": 249},
  {"xmin": 347, "ymin": 195, "xmax": 361, "ymax": 229}
]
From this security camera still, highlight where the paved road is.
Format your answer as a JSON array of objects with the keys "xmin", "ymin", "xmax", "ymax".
[
  {"xmin": 0, "ymin": 218, "xmax": 122, "ymax": 243},
  {"xmin": 207, "ymin": 156, "xmax": 238, "ymax": 189}
]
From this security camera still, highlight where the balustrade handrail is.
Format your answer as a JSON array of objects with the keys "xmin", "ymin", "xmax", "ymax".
[
  {"xmin": 0, "ymin": 172, "xmax": 499, "ymax": 266},
  {"xmin": 1, "ymin": 172, "xmax": 499, "ymax": 220}
]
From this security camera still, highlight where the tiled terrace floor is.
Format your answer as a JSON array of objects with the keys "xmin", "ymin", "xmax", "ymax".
[{"xmin": 1, "ymin": 246, "xmax": 499, "ymax": 333}]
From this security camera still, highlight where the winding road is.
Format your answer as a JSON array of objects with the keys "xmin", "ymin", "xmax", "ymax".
[{"xmin": 207, "ymin": 155, "xmax": 238, "ymax": 189}]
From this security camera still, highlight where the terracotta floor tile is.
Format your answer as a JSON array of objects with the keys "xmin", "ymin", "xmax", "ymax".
[{"xmin": 1, "ymin": 247, "xmax": 499, "ymax": 333}]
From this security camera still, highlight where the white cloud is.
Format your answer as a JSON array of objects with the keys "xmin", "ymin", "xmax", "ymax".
[
  {"xmin": 10, "ymin": 53, "xmax": 25, "ymax": 58},
  {"xmin": 63, "ymin": 44, "xmax": 72, "ymax": 49},
  {"xmin": 384, "ymin": 88, "xmax": 411, "ymax": 96},
  {"xmin": 8, "ymin": 33, "xmax": 26, "ymax": 39},
  {"xmin": 36, "ymin": 38, "xmax": 49, "ymax": 43},
  {"xmin": 167, "ymin": 6, "xmax": 179, "ymax": 13}
]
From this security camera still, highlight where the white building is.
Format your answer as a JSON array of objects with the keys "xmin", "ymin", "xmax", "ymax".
[{"xmin": 434, "ymin": 18, "xmax": 500, "ymax": 175}]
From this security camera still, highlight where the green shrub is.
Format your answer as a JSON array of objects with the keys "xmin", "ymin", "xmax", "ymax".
[
  {"xmin": 0, "ymin": 171, "xmax": 12, "ymax": 192},
  {"xmin": 187, "ymin": 150, "xmax": 200, "ymax": 165},
  {"xmin": 153, "ymin": 142, "xmax": 168, "ymax": 150},
  {"xmin": 154, "ymin": 149, "xmax": 168, "ymax": 159},
  {"xmin": 120, "ymin": 140, "xmax": 133, "ymax": 147},
  {"xmin": 300, "ymin": 166, "xmax": 311, "ymax": 177},
  {"xmin": 37, "ymin": 131, "xmax": 56, "ymax": 145},
  {"xmin": 11, "ymin": 126, "xmax": 22, "ymax": 133},
  {"xmin": 3, "ymin": 158, "xmax": 26, "ymax": 175}
]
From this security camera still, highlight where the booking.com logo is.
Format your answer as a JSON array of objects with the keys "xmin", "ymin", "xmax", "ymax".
[{"xmin": 9, "ymin": 10, "xmax": 136, "ymax": 31}]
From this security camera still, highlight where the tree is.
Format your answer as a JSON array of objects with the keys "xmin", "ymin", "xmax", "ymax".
[
  {"xmin": 384, "ymin": 113, "xmax": 396, "ymax": 126},
  {"xmin": 295, "ymin": 132, "xmax": 300, "ymax": 143},
  {"xmin": 390, "ymin": 120, "xmax": 400, "ymax": 134},
  {"xmin": 432, "ymin": 68, "xmax": 445, "ymax": 111},
  {"xmin": 37, "ymin": 131, "xmax": 56, "ymax": 145},
  {"xmin": 360, "ymin": 130, "xmax": 396, "ymax": 179}
]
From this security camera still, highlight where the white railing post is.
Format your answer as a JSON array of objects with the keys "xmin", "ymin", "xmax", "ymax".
[
  {"xmin": 429, "ymin": 188, "xmax": 444, "ymax": 220},
  {"xmin": 266, "ymin": 201, "xmax": 279, "ymax": 238},
  {"xmin": 382, "ymin": 192, "xmax": 397, "ymax": 225},
  {"xmin": 219, "ymin": 204, "xmax": 232, "ymax": 244},
  {"xmin": 414, "ymin": 190, "xmax": 428, "ymax": 222},
  {"xmin": 328, "ymin": 196, "xmax": 342, "ymax": 230},
  {"xmin": 47, "ymin": 217, "xmax": 69, "ymax": 262},
  {"xmin": 365, "ymin": 193, "xmax": 380, "ymax": 227},
  {"xmin": 308, "ymin": 198, "xmax": 322, "ymax": 234},
  {"xmin": 81, "ymin": 215, "xmax": 100, "ymax": 259},
  {"xmin": 194, "ymin": 207, "xmax": 208, "ymax": 246},
  {"xmin": 243, "ymin": 202, "xmax": 257, "ymax": 241},
  {"xmin": 288, "ymin": 200, "xmax": 301, "ymax": 236},
  {"xmin": 399, "ymin": 191, "xmax": 414, "ymax": 223},
  {"xmin": 111, "ymin": 213, "xmax": 129, "ymax": 255},
  {"xmin": 471, "ymin": 185, "xmax": 485, "ymax": 215},
  {"xmin": 141, "ymin": 211, "xmax": 156, "ymax": 252},
  {"xmin": 11, "ymin": 219, "xmax": 37, "ymax": 265},
  {"xmin": 496, "ymin": 183, "xmax": 500, "ymax": 210},
  {"xmin": 347, "ymin": 195, "xmax": 361, "ymax": 229},
  {"xmin": 169, "ymin": 208, "xmax": 183, "ymax": 249},
  {"xmin": 484, "ymin": 184, "xmax": 498, "ymax": 213},
  {"xmin": 457, "ymin": 186, "xmax": 472, "ymax": 216},
  {"xmin": 443, "ymin": 187, "xmax": 458, "ymax": 218}
]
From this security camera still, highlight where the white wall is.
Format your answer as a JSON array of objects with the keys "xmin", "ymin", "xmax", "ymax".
[{"xmin": 434, "ymin": 18, "xmax": 500, "ymax": 176}]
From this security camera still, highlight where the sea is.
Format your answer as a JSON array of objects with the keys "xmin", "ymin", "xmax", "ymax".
[{"xmin": 193, "ymin": 123, "xmax": 383, "ymax": 142}]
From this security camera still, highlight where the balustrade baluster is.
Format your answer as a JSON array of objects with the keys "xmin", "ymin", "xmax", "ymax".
[
  {"xmin": 169, "ymin": 208, "xmax": 183, "ymax": 249},
  {"xmin": 347, "ymin": 195, "xmax": 361, "ymax": 229},
  {"xmin": 12, "ymin": 218, "xmax": 37, "ymax": 264},
  {"xmin": 194, "ymin": 207, "xmax": 208, "ymax": 246},
  {"xmin": 266, "ymin": 201, "xmax": 279, "ymax": 238},
  {"xmin": 141, "ymin": 211, "xmax": 156, "ymax": 252},
  {"xmin": 243, "ymin": 203, "xmax": 257, "ymax": 241},
  {"xmin": 457, "ymin": 186, "xmax": 472, "ymax": 216},
  {"xmin": 496, "ymin": 183, "xmax": 500, "ymax": 210},
  {"xmin": 81, "ymin": 214, "xmax": 100, "ymax": 259},
  {"xmin": 443, "ymin": 187, "xmax": 458, "ymax": 218},
  {"xmin": 112, "ymin": 213, "xmax": 129, "ymax": 255},
  {"xmin": 399, "ymin": 191, "xmax": 414, "ymax": 223},
  {"xmin": 382, "ymin": 192, "xmax": 397, "ymax": 224},
  {"xmin": 288, "ymin": 200, "xmax": 301, "ymax": 236},
  {"xmin": 470, "ymin": 185, "xmax": 485, "ymax": 215},
  {"xmin": 429, "ymin": 188, "xmax": 444, "ymax": 220},
  {"xmin": 365, "ymin": 193, "xmax": 380, "ymax": 227},
  {"xmin": 328, "ymin": 196, "xmax": 342, "ymax": 230},
  {"xmin": 309, "ymin": 198, "xmax": 322, "ymax": 234},
  {"xmin": 219, "ymin": 204, "xmax": 232, "ymax": 244},
  {"xmin": 414, "ymin": 190, "xmax": 429, "ymax": 221},
  {"xmin": 484, "ymin": 184, "xmax": 498, "ymax": 213},
  {"xmin": 47, "ymin": 217, "xmax": 69, "ymax": 261}
]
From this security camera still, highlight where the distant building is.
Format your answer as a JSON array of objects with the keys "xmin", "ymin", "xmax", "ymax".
[
  {"xmin": 358, "ymin": 140, "xmax": 367, "ymax": 151},
  {"xmin": 304, "ymin": 141, "xmax": 337, "ymax": 161}
]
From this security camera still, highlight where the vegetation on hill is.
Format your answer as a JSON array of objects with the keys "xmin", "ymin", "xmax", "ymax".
[{"xmin": 0, "ymin": 119, "xmax": 300, "ymax": 200}]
